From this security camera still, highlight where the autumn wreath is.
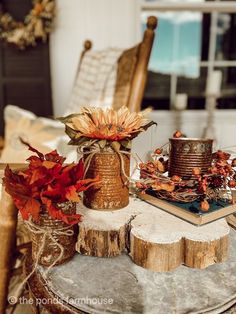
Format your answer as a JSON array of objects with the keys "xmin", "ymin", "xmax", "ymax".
[
  {"xmin": 0, "ymin": 0, "xmax": 55, "ymax": 49},
  {"xmin": 136, "ymin": 131, "xmax": 236, "ymax": 212}
]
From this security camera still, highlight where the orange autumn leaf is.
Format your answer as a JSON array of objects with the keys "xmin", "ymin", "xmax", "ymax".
[
  {"xmin": 65, "ymin": 186, "xmax": 81, "ymax": 202},
  {"xmin": 42, "ymin": 160, "xmax": 57, "ymax": 169},
  {"xmin": 75, "ymin": 176, "xmax": 101, "ymax": 191},
  {"xmin": 3, "ymin": 142, "xmax": 99, "ymax": 225},
  {"xmin": 43, "ymin": 199, "xmax": 82, "ymax": 225},
  {"xmin": 14, "ymin": 197, "xmax": 41, "ymax": 221},
  {"xmin": 29, "ymin": 167, "xmax": 47, "ymax": 185}
]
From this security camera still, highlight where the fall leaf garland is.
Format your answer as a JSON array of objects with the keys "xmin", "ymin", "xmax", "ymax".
[
  {"xmin": 0, "ymin": 0, "xmax": 55, "ymax": 49},
  {"xmin": 3, "ymin": 141, "xmax": 99, "ymax": 225}
]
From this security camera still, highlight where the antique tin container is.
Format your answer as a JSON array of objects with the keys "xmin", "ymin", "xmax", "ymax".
[
  {"xmin": 168, "ymin": 138, "xmax": 213, "ymax": 178},
  {"xmin": 31, "ymin": 202, "xmax": 78, "ymax": 267},
  {"xmin": 83, "ymin": 152, "xmax": 130, "ymax": 210}
]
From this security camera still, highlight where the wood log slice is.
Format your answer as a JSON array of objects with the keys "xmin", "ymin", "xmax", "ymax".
[
  {"xmin": 76, "ymin": 198, "xmax": 230, "ymax": 271},
  {"xmin": 76, "ymin": 199, "xmax": 143, "ymax": 257},
  {"xmin": 130, "ymin": 209, "xmax": 230, "ymax": 271}
]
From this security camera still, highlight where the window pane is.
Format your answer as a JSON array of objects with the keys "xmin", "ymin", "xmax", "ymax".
[
  {"xmin": 142, "ymin": 11, "xmax": 203, "ymax": 78},
  {"xmin": 141, "ymin": 2, "xmax": 236, "ymax": 110},
  {"xmin": 215, "ymin": 67, "xmax": 236, "ymax": 109},
  {"xmin": 215, "ymin": 13, "xmax": 236, "ymax": 61}
]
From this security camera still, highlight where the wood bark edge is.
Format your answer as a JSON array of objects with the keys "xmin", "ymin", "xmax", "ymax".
[{"xmin": 76, "ymin": 204, "xmax": 230, "ymax": 271}]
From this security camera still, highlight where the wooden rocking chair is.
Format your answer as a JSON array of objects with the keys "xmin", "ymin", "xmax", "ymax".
[{"xmin": 70, "ymin": 16, "xmax": 158, "ymax": 113}]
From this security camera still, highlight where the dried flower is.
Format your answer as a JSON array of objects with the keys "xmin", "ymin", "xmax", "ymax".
[
  {"xmin": 0, "ymin": 0, "xmax": 55, "ymax": 50},
  {"xmin": 58, "ymin": 106, "xmax": 156, "ymax": 149},
  {"xmin": 212, "ymin": 150, "xmax": 231, "ymax": 161}
]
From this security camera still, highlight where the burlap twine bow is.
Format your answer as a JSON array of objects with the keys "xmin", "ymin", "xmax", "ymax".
[
  {"xmin": 14, "ymin": 218, "xmax": 74, "ymax": 301},
  {"xmin": 77, "ymin": 143, "xmax": 139, "ymax": 185}
]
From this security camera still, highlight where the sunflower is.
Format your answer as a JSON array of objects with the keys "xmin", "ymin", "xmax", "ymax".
[{"xmin": 59, "ymin": 106, "xmax": 155, "ymax": 146}]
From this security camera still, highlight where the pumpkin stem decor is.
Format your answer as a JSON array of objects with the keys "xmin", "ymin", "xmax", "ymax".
[{"xmin": 3, "ymin": 140, "xmax": 99, "ymax": 225}]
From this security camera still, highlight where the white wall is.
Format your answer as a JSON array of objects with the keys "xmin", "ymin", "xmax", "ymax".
[{"xmin": 50, "ymin": 0, "xmax": 140, "ymax": 116}]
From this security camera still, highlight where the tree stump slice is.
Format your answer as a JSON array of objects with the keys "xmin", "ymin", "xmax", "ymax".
[
  {"xmin": 76, "ymin": 198, "xmax": 230, "ymax": 271},
  {"xmin": 130, "ymin": 210, "xmax": 230, "ymax": 272},
  {"xmin": 76, "ymin": 200, "xmax": 143, "ymax": 257}
]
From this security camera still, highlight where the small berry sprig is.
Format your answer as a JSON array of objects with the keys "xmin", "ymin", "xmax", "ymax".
[
  {"xmin": 135, "ymin": 131, "xmax": 236, "ymax": 212},
  {"xmin": 192, "ymin": 150, "xmax": 236, "ymax": 211}
]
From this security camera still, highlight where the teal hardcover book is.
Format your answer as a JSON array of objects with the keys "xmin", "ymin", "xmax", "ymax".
[{"xmin": 139, "ymin": 190, "xmax": 236, "ymax": 226}]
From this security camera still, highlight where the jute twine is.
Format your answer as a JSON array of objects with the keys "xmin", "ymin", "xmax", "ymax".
[
  {"xmin": 14, "ymin": 218, "xmax": 74, "ymax": 301},
  {"xmin": 77, "ymin": 144, "xmax": 139, "ymax": 185}
]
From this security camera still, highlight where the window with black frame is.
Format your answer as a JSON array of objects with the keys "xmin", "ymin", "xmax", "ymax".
[{"xmin": 141, "ymin": 0, "xmax": 236, "ymax": 110}]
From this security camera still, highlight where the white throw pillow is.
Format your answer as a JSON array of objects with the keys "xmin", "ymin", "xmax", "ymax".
[{"xmin": 0, "ymin": 105, "xmax": 77, "ymax": 163}]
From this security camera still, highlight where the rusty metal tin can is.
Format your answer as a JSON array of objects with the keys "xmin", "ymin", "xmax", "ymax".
[
  {"xmin": 31, "ymin": 202, "xmax": 78, "ymax": 267},
  {"xmin": 83, "ymin": 152, "xmax": 130, "ymax": 210},
  {"xmin": 168, "ymin": 138, "xmax": 213, "ymax": 179}
]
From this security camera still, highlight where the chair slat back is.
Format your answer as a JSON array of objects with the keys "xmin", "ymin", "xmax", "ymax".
[{"xmin": 75, "ymin": 16, "xmax": 158, "ymax": 113}]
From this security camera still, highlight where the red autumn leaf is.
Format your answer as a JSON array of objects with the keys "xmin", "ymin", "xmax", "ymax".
[
  {"xmin": 69, "ymin": 159, "xmax": 84, "ymax": 182},
  {"xmin": 62, "ymin": 163, "xmax": 76, "ymax": 172},
  {"xmin": 75, "ymin": 176, "xmax": 101, "ymax": 192},
  {"xmin": 29, "ymin": 167, "xmax": 47, "ymax": 185},
  {"xmin": 26, "ymin": 156, "xmax": 42, "ymax": 168},
  {"xmin": 212, "ymin": 150, "xmax": 231, "ymax": 161},
  {"xmin": 20, "ymin": 138, "xmax": 44, "ymax": 160},
  {"xmin": 3, "ymin": 166, "xmax": 30, "ymax": 199},
  {"xmin": 45, "ymin": 150, "xmax": 66, "ymax": 164},
  {"xmin": 14, "ymin": 197, "xmax": 41, "ymax": 221},
  {"xmin": 51, "ymin": 166, "xmax": 73, "ymax": 187},
  {"xmin": 14, "ymin": 198, "xmax": 30, "ymax": 220},
  {"xmin": 41, "ymin": 186, "xmax": 66, "ymax": 202},
  {"xmin": 60, "ymin": 212, "xmax": 82, "ymax": 225},
  {"xmin": 65, "ymin": 186, "xmax": 81, "ymax": 202},
  {"xmin": 44, "ymin": 200, "xmax": 82, "ymax": 225},
  {"xmin": 3, "ymin": 147, "xmax": 99, "ymax": 225}
]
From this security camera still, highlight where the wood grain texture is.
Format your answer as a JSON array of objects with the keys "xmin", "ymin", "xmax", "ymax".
[
  {"xmin": 130, "ymin": 210, "xmax": 229, "ymax": 271},
  {"xmin": 184, "ymin": 235, "xmax": 229, "ymax": 268},
  {"xmin": 127, "ymin": 16, "xmax": 157, "ymax": 112},
  {"xmin": 0, "ymin": 188, "xmax": 18, "ymax": 313},
  {"xmin": 76, "ymin": 202, "xmax": 138, "ymax": 257},
  {"xmin": 76, "ymin": 198, "xmax": 230, "ymax": 272},
  {"xmin": 130, "ymin": 235, "xmax": 183, "ymax": 272},
  {"xmin": 80, "ymin": 16, "xmax": 158, "ymax": 113},
  {"xmin": 78, "ymin": 226, "xmax": 126, "ymax": 257}
]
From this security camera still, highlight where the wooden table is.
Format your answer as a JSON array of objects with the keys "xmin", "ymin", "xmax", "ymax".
[{"xmin": 26, "ymin": 228, "xmax": 236, "ymax": 314}]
